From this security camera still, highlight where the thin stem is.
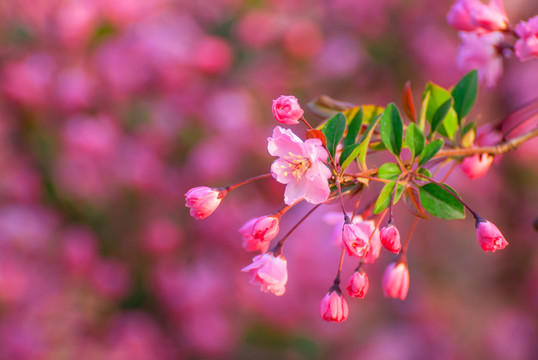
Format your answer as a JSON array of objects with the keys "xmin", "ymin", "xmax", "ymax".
[
  {"xmin": 225, "ymin": 173, "xmax": 272, "ymax": 192},
  {"xmin": 345, "ymin": 175, "xmax": 393, "ymax": 184},
  {"xmin": 299, "ymin": 116, "xmax": 315, "ymax": 130},
  {"xmin": 435, "ymin": 127, "xmax": 538, "ymax": 159},
  {"xmin": 440, "ymin": 161, "xmax": 458, "ymax": 183},
  {"xmin": 388, "ymin": 174, "xmax": 403, "ymax": 223},
  {"xmin": 417, "ymin": 174, "xmax": 479, "ymax": 219},
  {"xmin": 273, "ymin": 200, "xmax": 302, "ymax": 218},
  {"xmin": 334, "ymin": 247, "xmax": 346, "ymax": 283},
  {"xmin": 400, "ymin": 217, "xmax": 419, "ymax": 255},
  {"xmin": 335, "ymin": 178, "xmax": 348, "ymax": 219},
  {"xmin": 272, "ymin": 204, "xmax": 322, "ymax": 255}
]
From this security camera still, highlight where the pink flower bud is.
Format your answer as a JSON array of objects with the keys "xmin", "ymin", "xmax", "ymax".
[
  {"xmin": 382, "ymin": 261, "xmax": 410, "ymax": 300},
  {"xmin": 272, "ymin": 95, "xmax": 304, "ymax": 125},
  {"xmin": 320, "ymin": 290, "xmax": 349, "ymax": 323},
  {"xmin": 241, "ymin": 252, "xmax": 288, "ymax": 296},
  {"xmin": 185, "ymin": 187, "xmax": 224, "ymax": 219},
  {"xmin": 346, "ymin": 271, "xmax": 369, "ymax": 298},
  {"xmin": 447, "ymin": 0, "xmax": 507, "ymax": 33},
  {"xmin": 476, "ymin": 219, "xmax": 508, "ymax": 252},
  {"xmin": 514, "ymin": 16, "xmax": 538, "ymax": 62},
  {"xmin": 460, "ymin": 154, "xmax": 494, "ymax": 179},
  {"xmin": 342, "ymin": 223, "xmax": 368, "ymax": 258},
  {"xmin": 380, "ymin": 224, "xmax": 401, "ymax": 254},
  {"xmin": 238, "ymin": 215, "xmax": 280, "ymax": 253}
]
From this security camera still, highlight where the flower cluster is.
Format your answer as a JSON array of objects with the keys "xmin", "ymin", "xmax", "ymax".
[
  {"xmin": 448, "ymin": 0, "xmax": 538, "ymax": 87},
  {"xmin": 185, "ymin": 82, "xmax": 521, "ymax": 322}
]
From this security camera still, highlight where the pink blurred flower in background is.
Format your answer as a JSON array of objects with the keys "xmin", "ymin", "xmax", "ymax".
[
  {"xmin": 514, "ymin": 16, "xmax": 538, "ymax": 62},
  {"xmin": 457, "ymin": 31, "xmax": 503, "ymax": 87},
  {"xmin": 267, "ymin": 126, "xmax": 331, "ymax": 205},
  {"xmin": 382, "ymin": 261, "xmax": 410, "ymax": 300},
  {"xmin": 460, "ymin": 154, "xmax": 494, "ymax": 179},
  {"xmin": 447, "ymin": 0, "xmax": 508, "ymax": 33},
  {"xmin": 241, "ymin": 252, "xmax": 288, "ymax": 296}
]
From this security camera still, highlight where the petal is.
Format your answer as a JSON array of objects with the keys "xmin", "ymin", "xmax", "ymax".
[
  {"xmin": 267, "ymin": 127, "xmax": 305, "ymax": 158},
  {"xmin": 284, "ymin": 178, "xmax": 307, "ymax": 205}
]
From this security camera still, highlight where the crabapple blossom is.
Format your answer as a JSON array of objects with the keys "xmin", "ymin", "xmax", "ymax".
[
  {"xmin": 514, "ymin": 16, "xmax": 538, "ymax": 62},
  {"xmin": 476, "ymin": 219, "xmax": 508, "ymax": 252},
  {"xmin": 238, "ymin": 215, "xmax": 280, "ymax": 253},
  {"xmin": 241, "ymin": 252, "xmax": 288, "ymax": 296},
  {"xmin": 267, "ymin": 126, "xmax": 331, "ymax": 205},
  {"xmin": 447, "ymin": 0, "xmax": 508, "ymax": 34},
  {"xmin": 272, "ymin": 95, "xmax": 304, "ymax": 125},
  {"xmin": 460, "ymin": 154, "xmax": 494, "ymax": 179},
  {"xmin": 382, "ymin": 261, "xmax": 410, "ymax": 300},
  {"xmin": 457, "ymin": 31, "xmax": 503, "ymax": 87},
  {"xmin": 320, "ymin": 290, "xmax": 349, "ymax": 323},
  {"xmin": 185, "ymin": 187, "xmax": 225, "ymax": 219},
  {"xmin": 380, "ymin": 224, "xmax": 401, "ymax": 253},
  {"xmin": 346, "ymin": 271, "xmax": 369, "ymax": 298},
  {"xmin": 342, "ymin": 222, "xmax": 368, "ymax": 258}
]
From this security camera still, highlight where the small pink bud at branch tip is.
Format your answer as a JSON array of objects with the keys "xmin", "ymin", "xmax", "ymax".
[
  {"xmin": 475, "ymin": 218, "xmax": 508, "ymax": 252},
  {"xmin": 272, "ymin": 95, "xmax": 304, "ymax": 125},
  {"xmin": 346, "ymin": 271, "xmax": 369, "ymax": 298},
  {"xmin": 380, "ymin": 224, "xmax": 401, "ymax": 254},
  {"xmin": 238, "ymin": 215, "xmax": 280, "ymax": 253},
  {"xmin": 184, "ymin": 186, "xmax": 225, "ymax": 219},
  {"xmin": 320, "ymin": 290, "xmax": 349, "ymax": 323}
]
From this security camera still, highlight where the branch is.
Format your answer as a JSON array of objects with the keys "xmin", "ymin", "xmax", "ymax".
[{"xmin": 435, "ymin": 127, "xmax": 538, "ymax": 158}]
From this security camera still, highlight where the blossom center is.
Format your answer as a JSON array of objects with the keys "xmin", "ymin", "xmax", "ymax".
[{"xmin": 280, "ymin": 152, "xmax": 311, "ymax": 179}]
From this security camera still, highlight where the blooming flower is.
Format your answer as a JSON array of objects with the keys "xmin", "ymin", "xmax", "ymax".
[
  {"xmin": 267, "ymin": 126, "xmax": 331, "ymax": 205},
  {"xmin": 476, "ymin": 218, "xmax": 508, "ymax": 252},
  {"xmin": 320, "ymin": 290, "xmax": 348, "ymax": 323},
  {"xmin": 272, "ymin": 95, "xmax": 304, "ymax": 125},
  {"xmin": 457, "ymin": 31, "xmax": 503, "ymax": 88},
  {"xmin": 380, "ymin": 224, "xmax": 401, "ymax": 253},
  {"xmin": 447, "ymin": 0, "xmax": 508, "ymax": 34},
  {"xmin": 342, "ymin": 222, "xmax": 368, "ymax": 258},
  {"xmin": 460, "ymin": 154, "xmax": 494, "ymax": 179},
  {"xmin": 514, "ymin": 16, "xmax": 538, "ymax": 62},
  {"xmin": 241, "ymin": 252, "xmax": 288, "ymax": 296},
  {"xmin": 184, "ymin": 187, "xmax": 225, "ymax": 219},
  {"xmin": 238, "ymin": 215, "xmax": 280, "ymax": 253},
  {"xmin": 346, "ymin": 271, "xmax": 369, "ymax": 298},
  {"xmin": 382, "ymin": 261, "xmax": 410, "ymax": 300}
]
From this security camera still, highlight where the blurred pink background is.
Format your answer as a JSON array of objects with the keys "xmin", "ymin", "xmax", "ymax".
[{"xmin": 0, "ymin": 0, "xmax": 537, "ymax": 359}]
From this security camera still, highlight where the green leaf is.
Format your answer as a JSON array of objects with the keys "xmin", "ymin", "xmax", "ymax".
[
  {"xmin": 418, "ymin": 139, "xmax": 444, "ymax": 166},
  {"xmin": 344, "ymin": 107, "xmax": 363, "ymax": 147},
  {"xmin": 379, "ymin": 103, "xmax": 403, "ymax": 156},
  {"xmin": 339, "ymin": 143, "xmax": 361, "ymax": 171},
  {"xmin": 405, "ymin": 123, "xmax": 425, "ymax": 160},
  {"xmin": 418, "ymin": 91, "xmax": 430, "ymax": 132},
  {"xmin": 373, "ymin": 182, "xmax": 404, "ymax": 214},
  {"xmin": 378, "ymin": 163, "xmax": 401, "ymax": 180},
  {"xmin": 423, "ymin": 83, "xmax": 460, "ymax": 140},
  {"xmin": 321, "ymin": 112, "xmax": 346, "ymax": 159},
  {"xmin": 436, "ymin": 108, "xmax": 458, "ymax": 140},
  {"xmin": 417, "ymin": 168, "xmax": 432, "ymax": 178},
  {"xmin": 358, "ymin": 114, "xmax": 382, "ymax": 169},
  {"xmin": 430, "ymin": 98, "xmax": 453, "ymax": 136},
  {"xmin": 418, "ymin": 183, "xmax": 465, "ymax": 220},
  {"xmin": 452, "ymin": 70, "xmax": 478, "ymax": 123}
]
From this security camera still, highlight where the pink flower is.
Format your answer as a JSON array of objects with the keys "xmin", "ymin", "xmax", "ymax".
[
  {"xmin": 185, "ymin": 187, "xmax": 225, "ymax": 219},
  {"xmin": 457, "ymin": 31, "xmax": 503, "ymax": 88},
  {"xmin": 346, "ymin": 271, "xmax": 369, "ymax": 298},
  {"xmin": 460, "ymin": 154, "xmax": 494, "ymax": 179},
  {"xmin": 272, "ymin": 96, "xmax": 304, "ymax": 125},
  {"xmin": 380, "ymin": 224, "xmax": 401, "ymax": 253},
  {"xmin": 238, "ymin": 215, "xmax": 280, "ymax": 253},
  {"xmin": 447, "ymin": 0, "xmax": 507, "ymax": 33},
  {"xmin": 514, "ymin": 16, "xmax": 538, "ymax": 62},
  {"xmin": 267, "ymin": 126, "xmax": 331, "ymax": 205},
  {"xmin": 241, "ymin": 252, "xmax": 288, "ymax": 296},
  {"xmin": 342, "ymin": 222, "xmax": 368, "ymax": 258},
  {"xmin": 320, "ymin": 290, "xmax": 349, "ymax": 323},
  {"xmin": 382, "ymin": 261, "xmax": 410, "ymax": 300},
  {"xmin": 476, "ymin": 219, "xmax": 508, "ymax": 252}
]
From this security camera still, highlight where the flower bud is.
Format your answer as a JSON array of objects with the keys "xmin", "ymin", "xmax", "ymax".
[
  {"xmin": 460, "ymin": 154, "xmax": 494, "ymax": 179},
  {"xmin": 514, "ymin": 16, "xmax": 538, "ymax": 62},
  {"xmin": 346, "ymin": 271, "xmax": 369, "ymax": 298},
  {"xmin": 382, "ymin": 261, "xmax": 410, "ymax": 300},
  {"xmin": 238, "ymin": 215, "xmax": 280, "ymax": 253},
  {"xmin": 380, "ymin": 224, "xmax": 401, "ymax": 254},
  {"xmin": 320, "ymin": 290, "xmax": 349, "ymax": 323},
  {"xmin": 476, "ymin": 218, "xmax": 508, "ymax": 252},
  {"xmin": 241, "ymin": 252, "xmax": 288, "ymax": 296},
  {"xmin": 447, "ymin": 0, "xmax": 508, "ymax": 33},
  {"xmin": 272, "ymin": 95, "xmax": 304, "ymax": 125},
  {"xmin": 342, "ymin": 223, "xmax": 368, "ymax": 258},
  {"xmin": 184, "ymin": 187, "xmax": 224, "ymax": 219}
]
